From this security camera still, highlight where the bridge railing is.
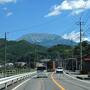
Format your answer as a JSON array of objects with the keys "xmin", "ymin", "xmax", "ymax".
[{"xmin": 0, "ymin": 71, "xmax": 36, "ymax": 89}]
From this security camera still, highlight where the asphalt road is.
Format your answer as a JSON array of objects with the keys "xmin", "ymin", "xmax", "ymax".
[
  {"xmin": 54, "ymin": 73, "xmax": 90, "ymax": 90},
  {"xmin": 11, "ymin": 73, "xmax": 90, "ymax": 90},
  {"xmin": 12, "ymin": 75, "xmax": 59, "ymax": 90}
]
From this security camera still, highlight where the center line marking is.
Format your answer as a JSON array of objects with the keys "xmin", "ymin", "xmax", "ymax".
[{"xmin": 51, "ymin": 72, "xmax": 65, "ymax": 90}]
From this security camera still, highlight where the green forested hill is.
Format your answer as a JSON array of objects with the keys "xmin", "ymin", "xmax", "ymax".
[
  {"xmin": 0, "ymin": 39, "xmax": 90, "ymax": 64},
  {"xmin": 0, "ymin": 39, "xmax": 73, "ymax": 64},
  {"xmin": 0, "ymin": 39, "xmax": 47, "ymax": 63},
  {"xmin": 48, "ymin": 44, "xmax": 72, "ymax": 59}
]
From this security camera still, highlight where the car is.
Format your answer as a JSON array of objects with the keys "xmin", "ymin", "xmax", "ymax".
[
  {"xmin": 36, "ymin": 66, "xmax": 48, "ymax": 78},
  {"xmin": 55, "ymin": 67, "xmax": 63, "ymax": 74}
]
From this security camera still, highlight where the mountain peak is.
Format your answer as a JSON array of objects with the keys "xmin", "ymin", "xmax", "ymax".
[{"xmin": 18, "ymin": 33, "xmax": 76, "ymax": 47}]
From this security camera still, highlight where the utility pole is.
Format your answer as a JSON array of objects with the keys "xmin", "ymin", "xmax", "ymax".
[
  {"xmin": 76, "ymin": 58, "xmax": 78, "ymax": 70},
  {"xmin": 34, "ymin": 48, "xmax": 36, "ymax": 68},
  {"xmin": 57, "ymin": 51, "xmax": 62, "ymax": 67},
  {"xmin": 29, "ymin": 56, "xmax": 31, "ymax": 72},
  {"xmin": 80, "ymin": 18, "xmax": 83, "ymax": 71},
  {"xmin": 71, "ymin": 39, "xmax": 74, "ymax": 70},
  {"xmin": 4, "ymin": 32, "xmax": 7, "ymax": 77}
]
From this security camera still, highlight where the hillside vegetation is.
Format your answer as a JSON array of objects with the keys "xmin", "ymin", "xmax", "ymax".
[{"xmin": 0, "ymin": 39, "xmax": 90, "ymax": 65}]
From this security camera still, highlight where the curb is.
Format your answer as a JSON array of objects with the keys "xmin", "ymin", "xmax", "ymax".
[
  {"xmin": 64, "ymin": 71, "xmax": 90, "ymax": 84},
  {"xmin": 76, "ymin": 76, "xmax": 90, "ymax": 80}
]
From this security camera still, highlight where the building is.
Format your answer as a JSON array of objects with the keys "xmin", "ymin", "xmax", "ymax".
[
  {"xmin": 82, "ymin": 55, "xmax": 90, "ymax": 73},
  {"xmin": 40, "ymin": 59, "xmax": 57, "ymax": 72}
]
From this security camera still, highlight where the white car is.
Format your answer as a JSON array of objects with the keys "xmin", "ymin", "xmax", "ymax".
[{"xmin": 55, "ymin": 67, "xmax": 63, "ymax": 74}]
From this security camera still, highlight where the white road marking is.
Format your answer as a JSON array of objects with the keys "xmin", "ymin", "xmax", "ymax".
[
  {"xmin": 63, "ymin": 76, "xmax": 89, "ymax": 90},
  {"xmin": 12, "ymin": 75, "xmax": 37, "ymax": 90},
  {"xmin": 64, "ymin": 71, "xmax": 90, "ymax": 84}
]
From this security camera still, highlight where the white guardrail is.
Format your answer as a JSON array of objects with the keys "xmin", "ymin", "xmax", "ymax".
[{"xmin": 0, "ymin": 71, "xmax": 36, "ymax": 89}]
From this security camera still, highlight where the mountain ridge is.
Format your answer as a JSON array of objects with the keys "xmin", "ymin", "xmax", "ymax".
[{"xmin": 18, "ymin": 33, "xmax": 76, "ymax": 47}]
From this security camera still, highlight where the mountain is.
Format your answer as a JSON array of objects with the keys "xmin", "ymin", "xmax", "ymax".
[{"xmin": 18, "ymin": 33, "xmax": 76, "ymax": 47}]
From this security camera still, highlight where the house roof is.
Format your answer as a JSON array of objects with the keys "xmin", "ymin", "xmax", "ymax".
[{"xmin": 40, "ymin": 59, "xmax": 51, "ymax": 62}]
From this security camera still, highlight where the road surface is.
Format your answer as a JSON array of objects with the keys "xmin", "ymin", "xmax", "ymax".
[
  {"xmin": 12, "ymin": 74, "xmax": 59, "ymax": 90},
  {"xmin": 11, "ymin": 73, "xmax": 90, "ymax": 90}
]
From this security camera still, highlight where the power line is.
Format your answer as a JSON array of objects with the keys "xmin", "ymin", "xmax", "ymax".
[
  {"xmin": 81, "ymin": 10, "xmax": 90, "ymax": 34},
  {"xmin": 0, "ymin": 18, "xmax": 59, "ymax": 34}
]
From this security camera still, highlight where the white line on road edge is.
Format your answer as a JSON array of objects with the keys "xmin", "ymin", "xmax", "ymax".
[
  {"xmin": 63, "ymin": 72, "xmax": 90, "ymax": 90},
  {"xmin": 64, "ymin": 71, "xmax": 90, "ymax": 84},
  {"xmin": 12, "ymin": 75, "xmax": 37, "ymax": 90}
]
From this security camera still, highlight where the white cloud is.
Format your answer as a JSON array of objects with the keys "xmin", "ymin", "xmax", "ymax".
[
  {"xmin": 3, "ymin": 7, "xmax": 8, "ymax": 11},
  {"xmin": 45, "ymin": 10, "xmax": 61, "ymax": 17},
  {"xmin": 0, "ymin": 0, "xmax": 16, "ymax": 4},
  {"xmin": 62, "ymin": 31, "xmax": 90, "ymax": 42},
  {"xmin": 6, "ymin": 11, "xmax": 13, "ymax": 16},
  {"xmin": 71, "ymin": 9, "xmax": 84, "ymax": 15},
  {"xmin": 3, "ymin": 7, "xmax": 13, "ymax": 16},
  {"xmin": 0, "ymin": 0, "xmax": 17, "ymax": 17},
  {"xmin": 45, "ymin": 0, "xmax": 90, "ymax": 17}
]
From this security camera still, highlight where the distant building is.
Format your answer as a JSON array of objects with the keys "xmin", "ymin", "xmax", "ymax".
[
  {"xmin": 5, "ymin": 63, "xmax": 14, "ymax": 68},
  {"xmin": 47, "ymin": 61, "xmax": 56, "ymax": 72},
  {"xmin": 15, "ymin": 62, "xmax": 26, "ymax": 68},
  {"xmin": 64, "ymin": 58, "xmax": 77, "ymax": 71},
  {"xmin": 0, "ymin": 64, "xmax": 3, "ymax": 68},
  {"xmin": 82, "ymin": 55, "xmax": 90, "ymax": 73},
  {"xmin": 40, "ymin": 59, "xmax": 51, "ymax": 63},
  {"xmin": 39, "ymin": 59, "xmax": 57, "ymax": 71},
  {"xmin": 36, "ymin": 63, "xmax": 44, "ymax": 67}
]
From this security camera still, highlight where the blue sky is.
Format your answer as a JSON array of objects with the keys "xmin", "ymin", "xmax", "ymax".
[{"xmin": 0, "ymin": 0, "xmax": 90, "ymax": 42}]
